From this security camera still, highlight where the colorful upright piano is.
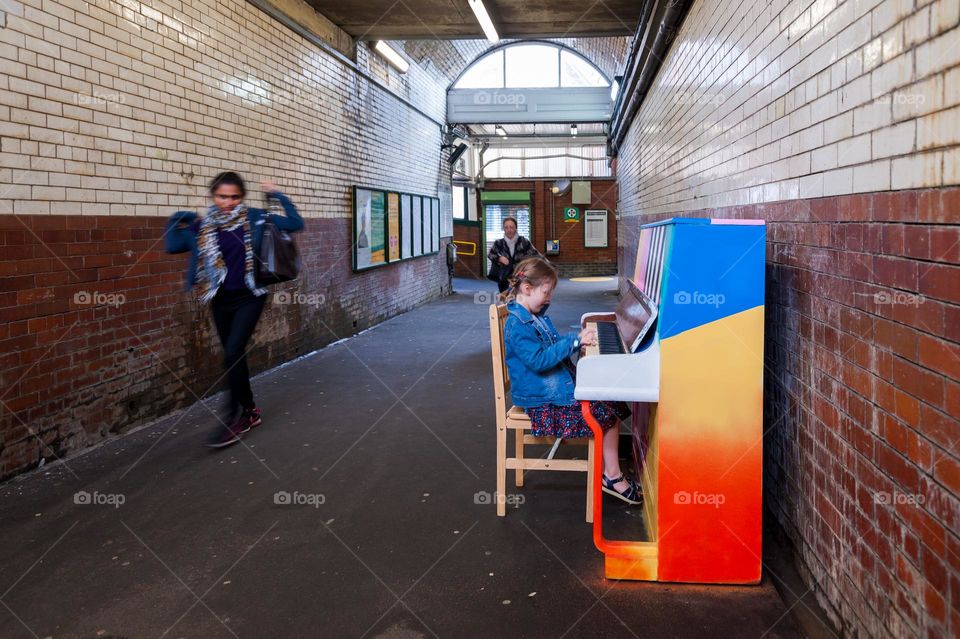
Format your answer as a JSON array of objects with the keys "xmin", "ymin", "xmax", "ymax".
[{"xmin": 576, "ymin": 218, "xmax": 766, "ymax": 584}]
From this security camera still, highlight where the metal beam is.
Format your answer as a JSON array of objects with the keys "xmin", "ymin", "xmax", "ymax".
[
  {"xmin": 477, "ymin": 135, "xmax": 607, "ymax": 147},
  {"xmin": 448, "ymin": 87, "xmax": 612, "ymax": 125}
]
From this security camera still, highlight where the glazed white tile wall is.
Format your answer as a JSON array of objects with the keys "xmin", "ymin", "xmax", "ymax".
[
  {"xmin": 0, "ymin": 0, "xmax": 451, "ymax": 217},
  {"xmin": 618, "ymin": 0, "xmax": 960, "ymax": 217}
]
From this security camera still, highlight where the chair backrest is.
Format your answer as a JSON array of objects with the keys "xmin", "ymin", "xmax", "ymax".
[{"xmin": 488, "ymin": 303, "xmax": 510, "ymax": 417}]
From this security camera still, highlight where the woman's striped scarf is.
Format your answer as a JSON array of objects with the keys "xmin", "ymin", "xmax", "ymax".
[{"xmin": 196, "ymin": 203, "xmax": 267, "ymax": 303}]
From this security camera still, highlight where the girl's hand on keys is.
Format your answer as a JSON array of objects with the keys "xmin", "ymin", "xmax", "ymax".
[{"xmin": 579, "ymin": 327, "xmax": 598, "ymax": 346}]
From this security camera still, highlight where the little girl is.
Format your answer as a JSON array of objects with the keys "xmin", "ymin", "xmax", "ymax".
[{"xmin": 502, "ymin": 257, "xmax": 641, "ymax": 504}]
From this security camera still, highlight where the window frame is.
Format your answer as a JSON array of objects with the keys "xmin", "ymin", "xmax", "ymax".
[{"xmin": 450, "ymin": 40, "xmax": 611, "ymax": 91}]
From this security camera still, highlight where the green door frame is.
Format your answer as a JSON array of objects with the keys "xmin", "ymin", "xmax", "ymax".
[{"xmin": 480, "ymin": 191, "xmax": 532, "ymax": 277}]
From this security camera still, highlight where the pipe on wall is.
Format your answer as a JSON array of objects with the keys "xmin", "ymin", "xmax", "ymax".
[{"xmin": 608, "ymin": 0, "xmax": 694, "ymax": 157}]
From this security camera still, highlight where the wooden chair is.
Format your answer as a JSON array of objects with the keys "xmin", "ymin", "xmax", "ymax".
[{"xmin": 489, "ymin": 303, "xmax": 595, "ymax": 522}]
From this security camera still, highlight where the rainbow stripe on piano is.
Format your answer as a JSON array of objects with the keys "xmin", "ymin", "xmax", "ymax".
[{"xmin": 633, "ymin": 223, "xmax": 667, "ymax": 303}]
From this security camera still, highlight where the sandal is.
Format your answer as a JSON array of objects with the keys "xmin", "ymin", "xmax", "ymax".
[{"xmin": 602, "ymin": 474, "xmax": 643, "ymax": 505}]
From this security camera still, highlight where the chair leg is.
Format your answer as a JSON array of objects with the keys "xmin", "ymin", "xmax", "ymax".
[
  {"xmin": 585, "ymin": 437, "xmax": 595, "ymax": 523},
  {"xmin": 514, "ymin": 429, "xmax": 525, "ymax": 487},
  {"xmin": 496, "ymin": 423, "xmax": 507, "ymax": 517}
]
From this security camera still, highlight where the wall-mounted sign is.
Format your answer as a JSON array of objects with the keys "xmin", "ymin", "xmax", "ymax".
[
  {"xmin": 563, "ymin": 206, "xmax": 580, "ymax": 223},
  {"xmin": 572, "ymin": 180, "xmax": 592, "ymax": 204},
  {"xmin": 387, "ymin": 192, "xmax": 400, "ymax": 262},
  {"xmin": 584, "ymin": 209, "xmax": 608, "ymax": 248},
  {"xmin": 354, "ymin": 188, "xmax": 387, "ymax": 270},
  {"xmin": 400, "ymin": 193, "xmax": 412, "ymax": 258}
]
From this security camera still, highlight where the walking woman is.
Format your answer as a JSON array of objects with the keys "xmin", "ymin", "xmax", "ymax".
[
  {"xmin": 164, "ymin": 172, "xmax": 304, "ymax": 448},
  {"xmin": 487, "ymin": 216, "xmax": 539, "ymax": 293}
]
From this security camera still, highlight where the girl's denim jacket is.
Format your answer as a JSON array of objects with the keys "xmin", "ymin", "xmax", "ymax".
[{"xmin": 503, "ymin": 300, "xmax": 578, "ymax": 408}]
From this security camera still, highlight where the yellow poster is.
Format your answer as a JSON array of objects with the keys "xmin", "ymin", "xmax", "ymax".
[{"xmin": 387, "ymin": 192, "xmax": 400, "ymax": 262}]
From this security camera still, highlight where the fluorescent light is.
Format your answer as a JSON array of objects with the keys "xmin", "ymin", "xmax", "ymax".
[
  {"xmin": 373, "ymin": 41, "xmax": 409, "ymax": 73},
  {"xmin": 570, "ymin": 124, "xmax": 578, "ymax": 136},
  {"xmin": 469, "ymin": 0, "xmax": 499, "ymax": 43},
  {"xmin": 495, "ymin": 125, "xmax": 506, "ymax": 137}
]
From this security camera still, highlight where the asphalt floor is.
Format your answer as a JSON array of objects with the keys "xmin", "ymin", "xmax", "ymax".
[{"xmin": 0, "ymin": 277, "xmax": 808, "ymax": 639}]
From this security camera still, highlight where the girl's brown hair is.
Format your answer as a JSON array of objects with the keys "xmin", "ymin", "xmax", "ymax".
[{"xmin": 499, "ymin": 256, "xmax": 558, "ymax": 302}]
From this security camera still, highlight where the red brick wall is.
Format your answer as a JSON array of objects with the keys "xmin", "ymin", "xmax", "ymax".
[
  {"xmin": 618, "ymin": 188, "xmax": 960, "ymax": 637},
  {"xmin": 482, "ymin": 179, "xmax": 619, "ymax": 277},
  {"xmin": 0, "ymin": 214, "xmax": 450, "ymax": 480}
]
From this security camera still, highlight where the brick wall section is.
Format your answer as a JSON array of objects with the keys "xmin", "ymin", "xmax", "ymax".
[
  {"xmin": 615, "ymin": 0, "xmax": 960, "ymax": 635},
  {"xmin": 0, "ymin": 0, "xmax": 454, "ymax": 479},
  {"xmin": 619, "ymin": 190, "xmax": 959, "ymax": 637},
  {"xmin": 0, "ymin": 213, "xmax": 451, "ymax": 480},
  {"xmin": 482, "ymin": 179, "xmax": 619, "ymax": 276}
]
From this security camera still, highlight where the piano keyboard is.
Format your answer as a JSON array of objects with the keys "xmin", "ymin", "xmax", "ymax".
[
  {"xmin": 596, "ymin": 321, "xmax": 626, "ymax": 354},
  {"xmin": 582, "ymin": 321, "xmax": 625, "ymax": 358}
]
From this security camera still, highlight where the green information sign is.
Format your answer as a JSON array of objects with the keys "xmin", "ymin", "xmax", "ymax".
[{"xmin": 563, "ymin": 206, "xmax": 580, "ymax": 223}]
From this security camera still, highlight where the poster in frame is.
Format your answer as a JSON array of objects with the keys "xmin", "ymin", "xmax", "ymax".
[
  {"xmin": 387, "ymin": 191, "xmax": 400, "ymax": 262},
  {"xmin": 353, "ymin": 186, "xmax": 387, "ymax": 271},
  {"xmin": 413, "ymin": 195, "xmax": 423, "ymax": 257},
  {"xmin": 431, "ymin": 198, "xmax": 440, "ymax": 253},
  {"xmin": 400, "ymin": 193, "xmax": 412, "ymax": 259}
]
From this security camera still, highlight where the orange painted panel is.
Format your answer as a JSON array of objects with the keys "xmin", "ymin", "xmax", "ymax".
[{"xmin": 656, "ymin": 305, "xmax": 764, "ymax": 583}]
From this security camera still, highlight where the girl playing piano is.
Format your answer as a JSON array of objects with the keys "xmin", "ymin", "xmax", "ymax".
[{"xmin": 501, "ymin": 257, "xmax": 642, "ymax": 505}]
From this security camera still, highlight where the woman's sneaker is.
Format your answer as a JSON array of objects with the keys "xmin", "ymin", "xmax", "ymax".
[
  {"xmin": 246, "ymin": 406, "xmax": 262, "ymax": 428},
  {"xmin": 205, "ymin": 413, "xmax": 248, "ymax": 448}
]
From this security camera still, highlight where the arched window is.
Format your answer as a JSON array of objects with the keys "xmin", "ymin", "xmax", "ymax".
[{"xmin": 453, "ymin": 42, "xmax": 609, "ymax": 90}]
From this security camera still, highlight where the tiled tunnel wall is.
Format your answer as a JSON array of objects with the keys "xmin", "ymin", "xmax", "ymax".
[
  {"xmin": 616, "ymin": 0, "xmax": 959, "ymax": 636},
  {"xmin": 0, "ymin": 0, "xmax": 455, "ymax": 479}
]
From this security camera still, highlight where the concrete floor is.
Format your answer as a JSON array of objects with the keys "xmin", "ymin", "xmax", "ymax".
[{"xmin": 0, "ymin": 277, "xmax": 808, "ymax": 639}]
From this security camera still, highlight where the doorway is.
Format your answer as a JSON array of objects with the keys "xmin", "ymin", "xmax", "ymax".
[{"xmin": 482, "ymin": 196, "xmax": 532, "ymax": 276}]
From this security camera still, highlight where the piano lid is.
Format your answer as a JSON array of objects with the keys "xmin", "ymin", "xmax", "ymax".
[
  {"xmin": 641, "ymin": 217, "xmax": 766, "ymax": 229},
  {"xmin": 641, "ymin": 217, "xmax": 710, "ymax": 229}
]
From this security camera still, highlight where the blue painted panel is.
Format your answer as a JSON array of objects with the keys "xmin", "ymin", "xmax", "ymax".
[{"xmin": 658, "ymin": 223, "xmax": 765, "ymax": 339}]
